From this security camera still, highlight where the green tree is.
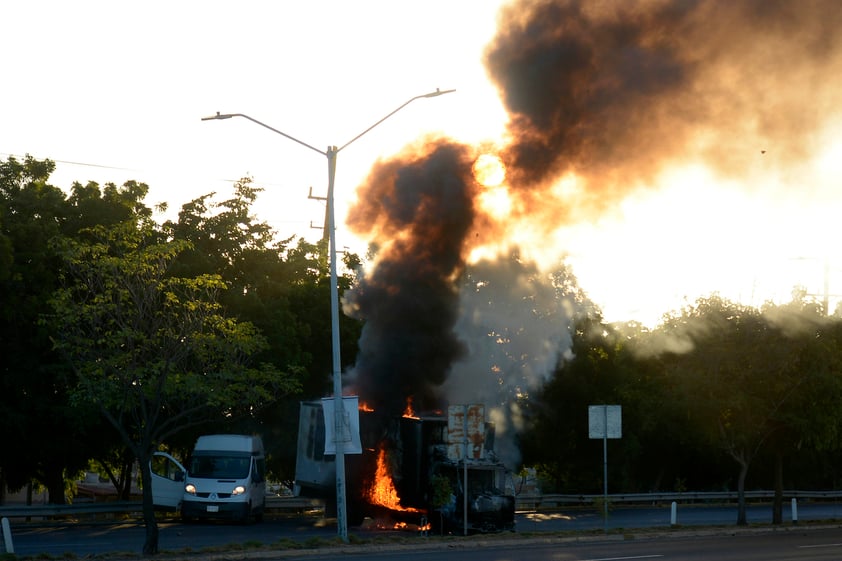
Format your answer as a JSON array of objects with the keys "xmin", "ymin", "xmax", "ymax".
[
  {"xmin": 163, "ymin": 181, "xmax": 363, "ymax": 482},
  {"xmin": 658, "ymin": 296, "xmax": 814, "ymax": 525},
  {"xmin": 520, "ymin": 315, "xmax": 627, "ymax": 492},
  {"xmin": 47, "ymin": 220, "xmax": 300, "ymax": 555},
  {"xmin": 758, "ymin": 297, "xmax": 842, "ymax": 523},
  {"xmin": 521, "ymin": 310, "xmax": 717, "ymax": 497},
  {"xmin": 163, "ymin": 179, "xmax": 362, "ymax": 392},
  {"xmin": 0, "ymin": 155, "xmax": 97, "ymax": 502},
  {"xmin": 65, "ymin": 179, "xmax": 153, "ymax": 233}
]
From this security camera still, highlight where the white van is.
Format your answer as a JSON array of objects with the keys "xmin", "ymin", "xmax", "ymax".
[{"xmin": 152, "ymin": 434, "xmax": 266, "ymax": 522}]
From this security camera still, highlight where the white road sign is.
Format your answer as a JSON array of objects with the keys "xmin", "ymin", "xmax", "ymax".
[{"xmin": 588, "ymin": 405, "xmax": 622, "ymax": 439}]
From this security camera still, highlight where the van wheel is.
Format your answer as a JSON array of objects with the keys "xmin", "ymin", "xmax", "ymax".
[
  {"xmin": 239, "ymin": 503, "xmax": 252, "ymax": 524},
  {"xmin": 254, "ymin": 509, "xmax": 264, "ymax": 523}
]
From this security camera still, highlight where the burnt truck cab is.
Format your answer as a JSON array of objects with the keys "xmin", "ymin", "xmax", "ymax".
[
  {"xmin": 399, "ymin": 408, "xmax": 516, "ymax": 534},
  {"xmin": 430, "ymin": 458, "xmax": 516, "ymax": 533},
  {"xmin": 294, "ymin": 400, "xmax": 515, "ymax": 533}
]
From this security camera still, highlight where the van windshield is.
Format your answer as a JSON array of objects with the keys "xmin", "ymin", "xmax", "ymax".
[{"xmin": 189, "ymin": 453, "xmax": 251, "ymax": 479}]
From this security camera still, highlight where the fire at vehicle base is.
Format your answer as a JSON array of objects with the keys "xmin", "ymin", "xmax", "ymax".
[{"xmin": 294, "ymin": 401, "xmax": 516, "ymax": 534}]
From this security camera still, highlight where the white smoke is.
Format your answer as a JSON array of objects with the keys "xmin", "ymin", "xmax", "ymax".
[{"xmin": 442, "ymin": 252, "xmax": 585, "ymax": 466}]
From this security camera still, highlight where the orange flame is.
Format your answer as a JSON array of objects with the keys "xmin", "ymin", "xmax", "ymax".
[
  {"xmin": 359, "ymin": 402, "xmax": 374, "ymax": 412},
  {"xmin": 402, "ymin": 397, "xmax": 418, "ymax": 419},
  {"xmin": 367, "ymin": 447, "xmax": 420, "ymax": 512}
]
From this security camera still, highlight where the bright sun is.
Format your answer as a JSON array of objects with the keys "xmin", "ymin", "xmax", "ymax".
[
  {"xmin": 473, "ymin": 153, "xmax": 512, "ymax": 221},
  {"xmin": 473, "ymin": 153, "xmax": 506, "ymax": 187}
]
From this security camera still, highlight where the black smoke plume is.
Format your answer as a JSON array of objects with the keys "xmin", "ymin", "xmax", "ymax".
[
  {"xmin": 487, "ymin": 0, "xmax": 842, "ymax": 219},
  {"xmin": 345, "ymin": 0, "xmax": 842, "ymax": 423},
  {"xmin": 344, "ymin": 139, "xmax": 478, "ymax": 420}
]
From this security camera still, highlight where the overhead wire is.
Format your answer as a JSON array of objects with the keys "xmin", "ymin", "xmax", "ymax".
[{"xmin": 0, "ymin": 151, "xmax": 325, "ymax": 231}]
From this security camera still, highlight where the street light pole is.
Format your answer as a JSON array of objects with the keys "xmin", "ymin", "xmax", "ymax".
[{"xmin": 201, "ymin": 88, "xmax": 454, "ymax": 541}]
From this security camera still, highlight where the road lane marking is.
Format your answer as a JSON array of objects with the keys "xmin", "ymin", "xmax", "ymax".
[
  {"xmin": 798, "ymin": 543, "xmax": 842, "ymax": 548},
  {"xmin": 582, "ymin": 556, "xmax": 665, "ymax": 561}
]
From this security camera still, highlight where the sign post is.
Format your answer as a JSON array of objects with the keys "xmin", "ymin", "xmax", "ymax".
[
  {"xmin": 588, "ymin": 405, "xmax": 622, "ymax": 533},
  {"xmin": 447, "ymin": 404, "xmax": 485, "ymax": 535}
]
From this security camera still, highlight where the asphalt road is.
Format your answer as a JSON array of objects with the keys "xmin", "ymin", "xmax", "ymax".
[
  {"xmin": 295, "ymin": 529, "xmax": 842, "ymax": 561},
  {"xmin": 8, "ymin": 502, "xmax": 842, "ymax": 558}
]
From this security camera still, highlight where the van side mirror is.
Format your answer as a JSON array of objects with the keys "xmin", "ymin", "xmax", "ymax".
[{"xmin": 174, "ymin": 471, "xmax": 184, "ymax": 482}]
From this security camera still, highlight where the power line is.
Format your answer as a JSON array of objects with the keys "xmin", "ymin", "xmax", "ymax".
[
  {"xmin": 0, "ymin": 151, "xmax": 290, "ymax": 189},
  {"xmin": 0, "ymin": 151, "xmax": 140, "ymax": 172}
]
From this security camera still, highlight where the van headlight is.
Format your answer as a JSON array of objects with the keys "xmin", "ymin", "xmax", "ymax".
[
  {"xmin": 185, "ymin": 484, "xmax": 197, "ymax": 495},
  {"xmin": 232, "ymin": 485, "xmax": 246, "ymax": 495}
]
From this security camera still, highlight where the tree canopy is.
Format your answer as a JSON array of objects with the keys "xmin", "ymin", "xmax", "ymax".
[
  {"xmin": 0, "ymin": 155, "xmax": 361, "ymax": 554},
  {"xmin": 48, "ymin": 218, "xmax": 302, "ymax": 553}
]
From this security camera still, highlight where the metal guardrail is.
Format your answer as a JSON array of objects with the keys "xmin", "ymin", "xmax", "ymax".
[
  {"xmin": 0, "ymin": 496, "xmax": 325, "ymax": 519},
  {"xmin": 0, "ymin": 501, "xmax": 143, "ymax": 518},
  {"xmin": 1, "ymin": 491, "xmax": 841, "ymax": 519},
  {"xmin": 518, "ymin": 490, "xmax": 842, "ymax": 509}
]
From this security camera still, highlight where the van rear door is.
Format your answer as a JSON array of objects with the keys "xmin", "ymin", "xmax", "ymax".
[{"xmin": 151, "ymin": 451, "xmax": 187, "ymax": 509}]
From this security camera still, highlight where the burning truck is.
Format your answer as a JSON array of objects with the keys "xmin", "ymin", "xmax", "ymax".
[{"xmin": 294, "ymin": 400, "xmax": 516, "ymax": 534}]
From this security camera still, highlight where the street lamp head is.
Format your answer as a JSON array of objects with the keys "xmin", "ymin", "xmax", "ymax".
[
  {"xmin": 423, "ymin": 88, "xmax": 456, "ymax": 98},
  {"xmin": 201, "ymin": 112, "xmax": 234, "ymax": 121}
]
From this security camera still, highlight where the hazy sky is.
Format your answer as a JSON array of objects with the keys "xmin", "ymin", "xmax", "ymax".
[{"xmin": 4, "ymin": 0, "xmax": 842, "ymax": 326}]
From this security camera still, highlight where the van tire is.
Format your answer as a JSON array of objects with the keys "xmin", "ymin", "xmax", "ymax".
[{"xmin": 238, "ymin": 502, "xmax": 252, "ymax": 524}]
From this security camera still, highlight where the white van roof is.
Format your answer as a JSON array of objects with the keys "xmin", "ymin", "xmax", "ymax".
[{"xmin": 194, "ymin": 434, "xmax": 264, "ymax": 454}]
